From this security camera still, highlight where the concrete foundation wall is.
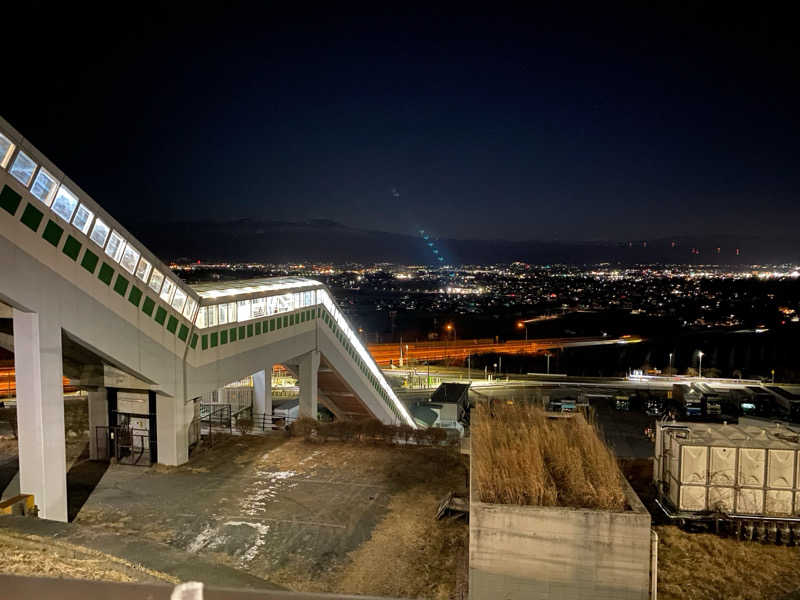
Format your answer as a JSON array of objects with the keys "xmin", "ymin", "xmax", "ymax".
[{"xmin": 469, "ymin": 473, "xmax": 651, "ymax": 600}]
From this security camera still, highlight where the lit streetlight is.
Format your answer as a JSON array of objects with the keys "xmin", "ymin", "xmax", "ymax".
[
  {"xmin": 698, "ymin": 350, "xmax": 704, "ymax": 378},
  {"xmin": 517, "ymin": 320, "xmax": 528, "ymax": 342}
]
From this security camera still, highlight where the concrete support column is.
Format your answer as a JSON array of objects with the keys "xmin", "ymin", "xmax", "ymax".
[
  {"xmin": 298, "ymin": 350, "xmax": 320, "ymax": 420},
  {"xmin": 253, "ymin": 367, "xmax": 272, "ymax": 416},
  {"xmin": 13, "ymin": 309, "xmax": 67, "ymax": 522},
  {"xmin": 216, "ymin": 387, "xmax": 226, "ymax": 404},
  {"xmin": 87, "ymin": 387, "xmax": 108, "ymax": 460},
  {"xmin": 156, "ymin": 394, "xmax": 188, "ymax": 466}
]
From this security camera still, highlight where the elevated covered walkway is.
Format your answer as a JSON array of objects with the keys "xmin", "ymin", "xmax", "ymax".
[{"xmin": 0, "ymin": 116, "xmax": 414, "ymax": 521}]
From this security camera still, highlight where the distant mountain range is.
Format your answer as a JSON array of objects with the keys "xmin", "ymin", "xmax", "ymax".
[{"xmin": 126, "ymin": 218, "xmax": 799, "ymax": 265}]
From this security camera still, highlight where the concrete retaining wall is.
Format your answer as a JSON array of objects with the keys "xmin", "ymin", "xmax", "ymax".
[{"xmin": 469, "ymin": 463, "xmax": 651, "ymax": 600}]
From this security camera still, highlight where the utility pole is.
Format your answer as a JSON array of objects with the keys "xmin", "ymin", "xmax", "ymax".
[{"xmin": 427, "ymin": 361, "xmax": 430, "ymax": 389}]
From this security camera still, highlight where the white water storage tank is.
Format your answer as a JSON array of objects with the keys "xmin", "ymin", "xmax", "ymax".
[{"xmin": 654, "ymin": 422, "xmax": 800, "ymax": 516}]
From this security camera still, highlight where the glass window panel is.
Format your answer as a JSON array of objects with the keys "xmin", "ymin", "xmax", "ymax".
[
  {"xmin": 171, "ymin": 287, "xmax": 187, "ymax": 313},
  {"xmin": 207, "ymin": 304, "xmax": 218, "ymax": 327},
  {"xmin": 149, "ymin": 269, "xmax": 164, "ymax": 294},
  {"xmin": 195, "ymin": 306, "xmax": 207, "ymax": 329},
  {"xmin": 90, "ymin": 217, "xmax": 110, "ymax": 247},
  {"xmin": 160, "ymin": 278, "xmax": 176, "ymax": 304},
  {"xmin": 105, "ymin": 230, "xmax": 126, "ymax": 262},
  {"xmin": 52, "ymin": 185, "xmax": 79, "ymax": 223},
  {"xmin": 183, "ymin": 297, "xmax": 197, "ymax": 320},
  {"xmin": 0, "ymin": 133, "xmax": 15, "ymax": 169},
  {"xmin": 251, "ymin": 297, "xmax": 267, "ymax": 318},
  {"xmin": 30, "ymin": 167, "xmax": 58, "ymax": 206},
  {"xmin": 218, "ymin": 303, "xmax": 229, "ymax": 325},
  {"xmin": 237, "ymin": 299, "xmax": 251, "ymax": 322},
  {"xmin": 135, "ymin": 257, "xmax": 152, "ymax": 282},
  {"xmin": 120, "ymin": 243, "xmax": 140, "ymax": 274},
  {"xmin": 228, "ymin": 302, "xmax": 237, "ymax": 322},
  {"xmin": 71, "ymin": 203, "xmax": 94, "ymax": 234},
  {"xmin": 9, "ymin": 151, "xmax": 36, "ymax": 186}
]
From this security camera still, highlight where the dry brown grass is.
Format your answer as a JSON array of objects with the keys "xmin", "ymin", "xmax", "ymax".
[
  {"xmin": 0, "ymin": 531, "xmax": 178, "ymax": 584},
  {"xmin": 472, "ymin": 402, "xmax": 626, "ymax": 510},
  {"xmin": 657, "ymin": 525, "xmax": 800, "ymax": 600}
]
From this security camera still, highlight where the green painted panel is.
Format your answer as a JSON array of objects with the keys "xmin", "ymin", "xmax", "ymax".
[
  {"xmin": 247, "ymin": 324, "xmax": 253, "ymax": 337},
  {"xmin": 20, "ymin": 203, "xmax": 43, "ymax": 232},
  {"xmin": 42, "ymin": 220, "xmax": 63, "ymax": 247},
  {"xmin": 154, "ymin": 306, "xmax": 167, "ymax": 325},
  {"xmin": 62, "ymin": 235, "xmax": 81, "ymax": 261},
  {"xmin": 254, "ymin": 322, "xmax": 261, "ymax": 335},
  {"xmin": 113, "ymin": 274, "xmax": 129, "ymax": 296},
  {"xmin": 178, "ymin": 324, "xmax": 189, "ymax": 341},
  {"xmin": 201, "ymin": 334, "xmax": 209, "ymax": 350},
  {"xmin": 190, "ymin": 333, "xmax": 199, "ymax": 349},
  {"xmin": 81, "ymin": 249, "xmax": 99, "ymax": 274},
  {"xmin": 220, "ymin": 330, "xmax": 228, "ymax": 345},
  {"xmin": 270, "ymin": 319, "xmax": 276, "ymax": 331},
  {"xmin": 128, "ymin": 286, "xmax": 143, "ymax": 307},
  {"xmin": 238, "ymin": 325, "xmax": 245, "ymax": 339},
  {"xmin": 210, "ymin": 332, "xmax": 218, "ymax": 348},
  {"xmin": 283, "ymin": 316, "xmax": 288, "ymax": 328},
  {"xmin": 142, "ymin": 296, "xmax": 155, "ymax": 316},
  {"xmin": 289, "ymin": 314, "xmax": 294, "ymax": 326},
  {"xmin": 0, "ymin": 185, "xmax": 22, "ymax": 215},
  {"xmin": 300, "ymin": 312, "xmax": 305, "ymax": 323},
  {"xmin": 98, "ymin": 262, "xmax": 114, "ymax": 285},
  {"xmin": 166, "ymin": 316, "xmax": 178, "ymax": 334},
  {"xmin": 230, "ymin": 327, "xmax": 237, "ymax": 342}
]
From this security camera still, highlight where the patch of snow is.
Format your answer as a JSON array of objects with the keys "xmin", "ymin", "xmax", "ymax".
[
  {"xmin": 239, "ymin": 469, "xmax": 298, "ymax": 516},
  {"xmin": 224, "ymin": 521, "xmax": 271, "ymax": 564},
  {"xmin": 186, "ymin": 524, "xmax": 217, "ymax": 553}
]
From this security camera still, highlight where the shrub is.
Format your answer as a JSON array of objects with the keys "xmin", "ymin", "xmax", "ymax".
[
  {"xmin": 236, "ymin": 417, "xmax": 253, "ymax": 436},
  {"xmin": 290, "ymin": 417, "xmax": 319, "ymax": 441},
  {"xmin": 396, "ymin": 424, "xmax": 414, "ymax": 444}
]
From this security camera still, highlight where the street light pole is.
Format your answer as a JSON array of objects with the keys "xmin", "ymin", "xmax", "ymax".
[
  {"xmin": 545, "ymin": 352, "xmax": 551, "ymax": 375},
  {"xmin": 698, "ymin": 351, "xmax": 704, "ymax": 378}
]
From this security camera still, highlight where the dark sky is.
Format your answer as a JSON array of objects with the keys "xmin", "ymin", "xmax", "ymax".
[{"xmin": 4, "ymin": 5, "xmax": 799, "ymax": 242}]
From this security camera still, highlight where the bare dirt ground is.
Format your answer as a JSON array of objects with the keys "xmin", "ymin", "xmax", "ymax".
[
  {"xmin": 74, "ymin": 434, "xmax": 468, "ymax": 599},
  {"xmin": 0, "ymin": 529, "xmax": 177, "ymax": 584}
]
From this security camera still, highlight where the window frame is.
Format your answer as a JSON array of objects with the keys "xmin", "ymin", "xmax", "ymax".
[
  {"xmin": 71, "ymin": 203, "xmax": 94, "ymax": 235},
  {"xmin": 51, "ymin": 185, "xmax": 80, "ymax": 223},
  {"xmin": 9, "ymin": 150, "xmax": 37, "ymax": 187},
  {"xmin": 30, "ymin": 167, "xmax": 58, "ymax": 206},
  {"xmin": 0, "ymin": 133, "xmax": 15, "ymax": 169},
  {"xmin": 119, "ymin": 243, "xmax": 140, "ymax": 275},
  {"xmin": 104, "ymin": 230, "xmax": 127, "ymax": 262},
  {"xmin": 89, "ymin": 217, "xmax": 111, "ymax": 248}
]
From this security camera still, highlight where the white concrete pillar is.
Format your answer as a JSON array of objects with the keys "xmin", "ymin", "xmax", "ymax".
[
  {"xmin": 216, "ymin": 387, "xmax": 226, "ymax": 404},
  {"xmin": 298, "ymin": 350, "xmax": 320, "ymax": 420},
  {"xmin": 13, "ymin": 309, "xmax": 67, "ymax": 522},
  {"xmin": 87, "ymin": 387, "xmax": 108, "ymax": 460},
  {"xmin": 156, "ymin": 394, "xmax": 188, "ymax": 466},
  {"xmin": 253, "ymin": 368, "xmax": 272, "ymax": 416}
]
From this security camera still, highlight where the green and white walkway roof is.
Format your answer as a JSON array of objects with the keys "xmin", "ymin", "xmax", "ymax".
[{"xmin": 0, "ymin": 115, "xmax": 415, "ymax": 427}]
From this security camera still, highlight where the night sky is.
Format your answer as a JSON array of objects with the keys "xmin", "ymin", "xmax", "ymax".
[{"xmin": 4, "ymin": 6, "xmax": 799, "ymax": 243}]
